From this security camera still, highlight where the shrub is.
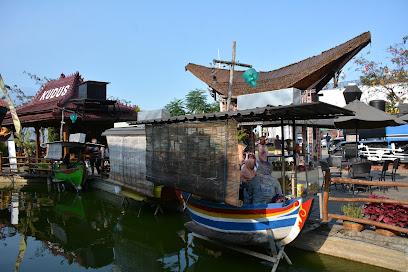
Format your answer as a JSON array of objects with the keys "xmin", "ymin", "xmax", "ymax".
[
  {"xmin": 341, "ymin": 203, "xmax": 363, "ymax": 218},
  {"xmin": 362, "ymin": 195, "xmax": 408, "ymax": 227}
]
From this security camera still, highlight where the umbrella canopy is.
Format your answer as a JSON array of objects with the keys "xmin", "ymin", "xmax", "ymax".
[
  {"xmin": 398, "ymin": 114, "xmax": 408, "ymax": 122},
  {"xmin": 334, "ymin": 100, "xmax": 405, "ymax": 129}
]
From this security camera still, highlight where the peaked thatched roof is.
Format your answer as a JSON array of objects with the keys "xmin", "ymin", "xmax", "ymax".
[{"xmin": 186, "ymin": 31, "xmax": 371, "ymax": 96}]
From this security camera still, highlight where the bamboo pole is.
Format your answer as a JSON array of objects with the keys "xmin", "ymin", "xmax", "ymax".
[
  {"xmin": 331, "ymin": 177, "xmax": 408, "ymax": 187},
  {"xmin": 329, "ymin": 214, "xmax": 408, "ymax": 233},
  {"xmin": 329, "ymin": 197, "xmax": 408, "ymax": 206},
  {"xmin": 322, "ymin": 169, "xmax": 330, "ymax": 221}
]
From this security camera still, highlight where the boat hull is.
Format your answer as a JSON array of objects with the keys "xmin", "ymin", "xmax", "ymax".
[
  {"xmin": 179, "ymin": 192, "xmax": 313, "ymax": 245},
  {"xmin": 54, "ymin": 164, "xmax": 87, "ymax": 190}
]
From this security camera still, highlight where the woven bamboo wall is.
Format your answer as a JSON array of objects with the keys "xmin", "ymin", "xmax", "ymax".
[
  {"xmin": 107, "ymin": 135, "xmax": 154, "ymax": 197},
  {"xmin": 146, "ymin": 120, "xmax": 240, "ymax": 206}
]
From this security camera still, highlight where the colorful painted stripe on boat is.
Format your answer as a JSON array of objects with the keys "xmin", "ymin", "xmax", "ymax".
[{"xmin": 180, "ymin": 192, "xmax": 302, "ymax": 232}]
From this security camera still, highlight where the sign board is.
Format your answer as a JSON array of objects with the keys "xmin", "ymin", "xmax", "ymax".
[{"xmin": 45, "ymin": 143, "xmax": 63, "ymax": 160}]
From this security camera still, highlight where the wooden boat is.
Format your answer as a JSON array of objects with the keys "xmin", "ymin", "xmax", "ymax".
[
  {"xmin": 178, "ymin": 191, "xmax": 313, "ymax": 245},
  {"xmin": 54, "ymin": 163, "xmax": 88, "ymax": 191},
  {"xmin": 45, "ymin": 141, "xmax": 101, "ymax": 191}
]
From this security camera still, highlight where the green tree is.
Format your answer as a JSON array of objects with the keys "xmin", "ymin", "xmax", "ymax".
[
  {"xmin": 354, "ymin": 35, "xmax": 408, "ymax": 111},
  {"xmin": 185, "ymin": 89, "xmax": 208, "ymax": 114},
  {"xmin": 165, "ymin": 98, "xmax": 186, "ymax": 117},
  {"xmin": 205, "ymin": 101, "xmax": 220, "ymax": 113}
]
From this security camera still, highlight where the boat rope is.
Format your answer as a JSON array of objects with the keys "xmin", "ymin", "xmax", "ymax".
[{"xmin": 183, "ymin": 193, "xmax": 192, "ymax": 211}]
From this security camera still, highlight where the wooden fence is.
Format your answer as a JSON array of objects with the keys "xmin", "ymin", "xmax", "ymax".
[
  {"xmin": 322, "ymin": 170, "xmax": 408, "ymax": 234},
  {"xmin": 0, "ymin": 156, "xmax": 53, "ymax": 176}
]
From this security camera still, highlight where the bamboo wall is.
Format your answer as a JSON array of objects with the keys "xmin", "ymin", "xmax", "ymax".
[
  {"xmin": 107, "ymin": 135, "xmax": 154, "ymax": 197},
  {"xmin": 146, "ymin": 120, "xmax": 240, "ymax": 206}
]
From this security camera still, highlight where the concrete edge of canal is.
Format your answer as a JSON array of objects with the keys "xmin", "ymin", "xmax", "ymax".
[
  {"xmin": 2, "ymin": 176, "xmax": 407, "ymax": 272},
  {"xmin": 292, "ymin": 223, "xmax": 408, "ymax": 272}
]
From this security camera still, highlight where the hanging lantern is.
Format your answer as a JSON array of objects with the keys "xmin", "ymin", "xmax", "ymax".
[
  {"xmin": 70, "ymin": 114, "xmax": 78, "ymax": 123},
  {"xmin": 243, "ymin": 68, "xmax": 259, "ymax": 87}
]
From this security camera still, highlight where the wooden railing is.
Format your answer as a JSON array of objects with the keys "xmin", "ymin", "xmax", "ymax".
[
  {"xmin": 322, "ymin": 170, "xmax": 408, "ymax": 234},
  {"xmin": 0, "ymin": 156, "xmax": 53, "ymax": 175}
]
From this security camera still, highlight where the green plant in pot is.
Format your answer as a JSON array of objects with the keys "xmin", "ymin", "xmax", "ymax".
[{"xmin": 341, "ymin": 203, "xmax": 365, "ymax": 231}]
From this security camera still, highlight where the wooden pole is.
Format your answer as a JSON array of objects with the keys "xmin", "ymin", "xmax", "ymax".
[
  {"xmin": 329, "ymin": 197, "xmax": 408, "ymax": 206},
  {"xmin": 291, "ymin": 119, "xmax": 297, "ymax": 197},
  {"xmin": 322, "ymin": 169, "xmax": 330, "ymax": 222},
  {"xmin": 280, "ymin": 119, "xmax": 285, "ymax": 204},
  {"xmin": 329, "ymin": 214, "xmax": 408, "ymax": 234},
  {"xmin": 331, "ymin": 177, "xmax": 408, "ymax": 187},
  {"xmin": 226, "ymin": 41, "xmax": 236, "ymax": 111},
  {"xmin": 35, "ymin": 126, "xmax": 40, "ymax": 159}
]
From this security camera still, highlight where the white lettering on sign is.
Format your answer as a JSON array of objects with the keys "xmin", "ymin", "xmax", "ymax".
[{"xmin": 39, "ymin": 85, "xmax": 70, "ymax": 101}]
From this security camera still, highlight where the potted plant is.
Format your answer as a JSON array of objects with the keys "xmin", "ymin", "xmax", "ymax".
[
  {"xmin": 341, "ymin": 203, "xmax": 365, "ymax": 231},
  {"xmin": 362, "ymin": 195, "xmax": 408, "ymax": 237}
]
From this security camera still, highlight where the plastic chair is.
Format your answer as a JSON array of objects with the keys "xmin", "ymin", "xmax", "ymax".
[
  {"xmin": 319, "ymin": 160, "xmax": 338, "ymax": 191},
  {"xmin": 350, "ymin": 162, "xmax": 373, "ymax": 194},
  {"xmin": 327, "ymin": 156, "xmax": 342, "ymax": 177}
]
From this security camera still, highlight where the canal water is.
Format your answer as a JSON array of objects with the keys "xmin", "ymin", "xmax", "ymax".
[{"xmin": 0, "ymin": 183, "xmax": 392, "ymax": 272}]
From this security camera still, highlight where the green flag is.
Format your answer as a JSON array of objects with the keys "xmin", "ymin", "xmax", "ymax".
[{"xmin": 0, "ymin": 74, "xmax": 22, "ymax": 134}]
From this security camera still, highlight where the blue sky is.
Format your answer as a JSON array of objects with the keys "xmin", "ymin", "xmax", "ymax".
[{"xmin": 1, "ymin": 0, "xmax": 407, "ymax": 110}]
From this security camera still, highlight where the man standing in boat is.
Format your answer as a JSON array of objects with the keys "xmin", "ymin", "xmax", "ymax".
[{"xmin": 245, "ymin": 161, "xmax": 282, "ymax": 204}]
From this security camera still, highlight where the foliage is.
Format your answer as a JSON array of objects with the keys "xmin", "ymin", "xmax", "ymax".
[
  {"xmin": 14, "ymin": 128, "xmax": 36, "ymax": 157},
  {"xmin": 237, "ymin": 127, "xmax": 248, "ymax": 143},
  {"xmin": 354, "ymin": 35, "xmax": 408, "ymax": 111},
  {"xmin": 362, "ymin": 195, "xmax": 408, "ymax": 227},
  {"xmin": 309, "ymin": 182, "xmax": 319, "ymax": 195},
  {"xmin": 165, "ymin": 89, "xmax": 220, "ymax": 116},
  {"xmin": 38, "ymin": 159, "xmax": 50, "ymax": 169},
  {"xmin": 0, "ymin": 142, "xmax": 8, "ymax": 156},
  {"xmin": 341, "ymin": 203, "xmax": 363, "ymax": 218},
  {"xmin": 165, "ymin": 98, "xmax": 186, "ymax": 117},
  {"xmin": 107, "ymin": 96, "xmax": 141, "ymax": 112},
  {"xmin": 185, "ymin": 89, "xmax": 210, "ymax": 114},
  {"xmin": 47, "ymin": 127, "xmax": 59, "ymax": 142}
]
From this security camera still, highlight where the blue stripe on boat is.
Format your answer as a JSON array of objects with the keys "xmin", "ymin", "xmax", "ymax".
[{"xmin": 188, "ymin": 210, "xmax": 297, "ymax": 231}]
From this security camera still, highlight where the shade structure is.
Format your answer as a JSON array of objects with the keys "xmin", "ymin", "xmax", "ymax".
[
  {"xmin": 334, "ymin": 100, "xmax": 405, "ymax": 158},
  {"xmin": 334, "ymin": 100, "xmax": 405, "ymax": 129},
  {"xmin": 398, "ymin": 114, "xmax": 408, "ymax": 122}
]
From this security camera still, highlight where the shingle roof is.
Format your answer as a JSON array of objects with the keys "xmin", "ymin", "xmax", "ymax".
[
  {"xmin": 17, "ymin": 72, "xmax": 83, "ymax": 115},
  {"xmin": 0, "ymin": 98, "xmax": 8, "ymax": 107},
  {"xmin": 186, "ymin": 32, "xmax": 371, "ymax": 96}
]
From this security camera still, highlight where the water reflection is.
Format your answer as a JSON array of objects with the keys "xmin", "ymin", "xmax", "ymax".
[{"xmin": 0, "ymin": 184, "xmax": 393, "ymax": 272}]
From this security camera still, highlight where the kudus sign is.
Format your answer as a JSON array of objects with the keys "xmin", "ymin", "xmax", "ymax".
[{"xmin": 39, "ymin": 85, "xmax": 70, "ymax": 101}]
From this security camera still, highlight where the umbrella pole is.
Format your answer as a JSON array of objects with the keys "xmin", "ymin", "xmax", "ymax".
[{"xmin": 356, "ymin": 120, "xmax": 359, "ymax": 158}]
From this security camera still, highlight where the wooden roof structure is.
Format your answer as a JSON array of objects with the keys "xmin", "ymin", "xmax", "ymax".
[{"xmin": 186, "ymin": 32, "xmax": 371, "ymax": 96}]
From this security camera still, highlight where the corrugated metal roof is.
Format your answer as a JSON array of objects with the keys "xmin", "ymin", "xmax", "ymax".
[
  {"xmin": 186, "ymin": 32, "xmax": 371, "ymax": 96},
  {"xmin": 131, "ymin": 102, "xmax": 354, "ymax": 125}
]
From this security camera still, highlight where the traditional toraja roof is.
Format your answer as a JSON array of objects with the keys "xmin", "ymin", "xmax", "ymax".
[
  {"xmin": 3, "ymin": 72, "xmax": 138, "ymax": 126},
  {"xmin": 132, "ymin": 102, "xmax": 354, "ymax": 125},
  {"xmin": 186, "ymin": 32, "xmax": 371, "ymax": 96}
]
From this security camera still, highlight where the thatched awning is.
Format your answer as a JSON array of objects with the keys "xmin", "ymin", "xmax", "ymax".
[{"xmin": 186, "ymin": 32, "xmax": 371, "ymax": 96}]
